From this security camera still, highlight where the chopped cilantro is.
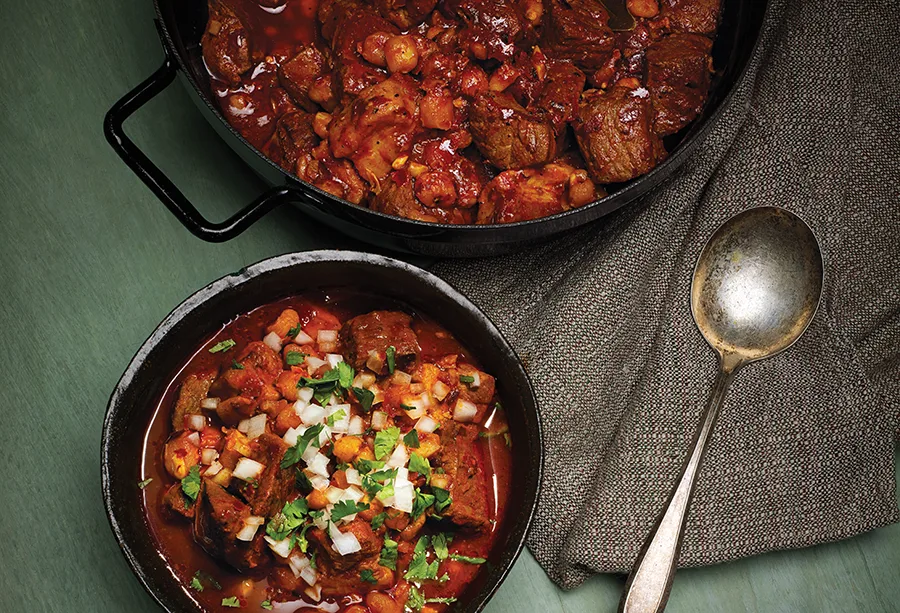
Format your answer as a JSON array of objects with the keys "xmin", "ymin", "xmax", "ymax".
[
  {"xmin": 286, "ymin": 351, "xmax": 305, "ymax": 366},
  {"xmin": 375, "ymin": 481, "xmax": 395, "ymax": 501},
  {"xmin": 405, "ymin": 536, "xmax": 440, "ymax": 582},
  {"xmin": 356, "ymin": 458, "xmax": 386, "ymax": 475},
  {"xmin": 280, "ymin": 424, "xmax": 325, "ymax": 468},
  {"xmin": 408, "ymin": 452, "xmax": 431, "ymax": 478},
  {"xmin": 427, "ymin": 597, "xmax": 458, "ymax": 605},
  {"xmin": 331, "ymin": 500, "xmax": 370, "ymax": 523},
  {"xmin": 400, "ymin": 403, "xmax": 416, "ymax": 412},
  {"xmin": 403, "ymin": 429, "xmax": 420, "ymax": 448},
  {"xmin": 360, "ymin": 569, "xmax": 378, "ymax": 584},
  {"xmin": 459, "ymin": 375, "xmax": 475, "ymax": 384},
  {"xmin": 371, "ymin": 512, "xmax": 388, "ymax": 530},
  {"xmin": 433, "ymin": 487, "xmax": 452, "ymax": 513},
  {"xmin": 295, "ymin": 469, "xmax": 313, "ymax": 492},
  {"xmin": 352, "ymin": 386, "xmax": 375, "ymax": 412},
  {"xmin": 432, "ymin": 533, "xmax": 450, "ymax": 561},
  {"xmin": 379, "ymin": 537, "xmax": 398, "ymax": 570},
  {"xmin": 221, "ymin": 596, "xmax": 241, "ymax": 607},
  {"xmin": 310, "ymin": 551, "xmax": 317, "ymax": 569},
  {"xmin": 411, "ymin": 488, "xmax": 436, "ymax": 520},
  {"xmin": 190, "ymin": 572, "xmax": 204, "ymax": 592},
  {"xmin": 137, "ymin": 478, "xmax": 153, "ymax": 489},
  {"xmin": 337, "ymin": 361, "xmax": 355, "ymax": 388},
  {"xmin": 260, "ymin": 600, "xmax": 273, "ymax": 610},
  {"xmin": 326, "ymin": 408, "xmax": 347, "ymax": 427},
  {"xmin": 181, "ymin": 465, "xmax": 201, "ymax": 502},
  {"xmin": 386, "ymin": 345, "xmax": 396, "ymax": 373},
  {"xmin": 287, "ymin": 324, "xmax": 302, "ymax": 338},
  {"xmin": 291, "ymin": 523, "xmax": 313, "ymax": 553},
  {"xmin": 407, "ymin": 585, "xmax": 426, "ymax": 611},
  {"xmin": 209, "ymin": 339, "xmax": 236, "ymax": 353},
  {"xmin": 362, "ymin": 468, "xmax": 398, "ymax": 497},
  {"xmin": 374, "ymin": 426, "xmax": 401, "ymax": 460},
  {"xmin": 230, "ymin": 359, "xmax": 244, "ymax": 370},
  {"xmin": 449, "ymin": 554, "xmax": 486, "ymax": 564},
  {"xmin": 266, "ymin": 498, "xmax": 309, "ymax": 541}
]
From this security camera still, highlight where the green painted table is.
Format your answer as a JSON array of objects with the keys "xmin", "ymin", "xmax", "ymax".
[{"xmin": 1, "ymin": 3, "xmax": 897, "ymax": 612}]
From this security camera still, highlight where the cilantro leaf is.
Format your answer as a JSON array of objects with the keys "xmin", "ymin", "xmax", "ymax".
[
  {"xmin": 261, "ymin": 600, "xmax": 273, "ymax": 610},
  {"xmin": 427, "ymin": 597, "xmax": 458, "ymax": 605},
  {"xmin": 432, "ymin": 533, "xmax": 450, "ymax": 561},
  {"xmin": 375, "ymin": 481, "xmax": 395, "ymax": 501},
  {"xmin": 449, "ymin": 554, "xmax": 486, "ymax": 564},
  {"xmin": 400, "ymin": 403, "xmax": 416, "ymax": 412},
  {"xmin": 459, "ymin": 374, "xmax": 475, "ymax": 384},
  {"xmin": 295, "ymin": 469, "xmax": 313, "ymax": 492},
  {"xmin": 405, "ymin": 535, "xmax": 440, "ymax": 582},
  {"xmin": 360, "ymin": 569, "xmax": 378, "ymax": 584},
  {"xmin": 230, "ymin": 359, "xmax": 244, "ymax": 370},
  {"xmin": 379, "ymin": 537, "xmax": 398, "ymax": 570},
  {"xmin": 221, "ymin": 595, "xmax": 241, "ymax": 607},
  {"xmin": 408, "ymin": 452, "xmax": 431, "ymax": 478},
  {"xmin": 209, "ymin": 339, "xmax": 236, "ymax": 353},
  {"xmin": 337, "ymin": 361, "xmax": 355, "ymax": 388},
  {"xmin": 331, "ymin": 500, "xmax": 370, "ymax": 523},
  {"xmin": 280, "ymin": 425, "xmax": 325, "ymax": 468},
  {"xmin": 411, "ymin": 488, "xmax": 436, "ymax": 520},
  {"xmin": 291, "ymin": 523, "xmax": 313, "ymax": 553},
  {"xmin": 352, "ymin": 386, "xmax": 375, "ymax": 412},
  {"xmin": 286, "ymin": 351, "xmax": 305, "ymax": 366},
  {"xmin": 266, "ymin": 498, "xmax": 309, "ymax": 540},
  {"xmin": 407, "ymin": 585, "xmax": 426, "ymax": 611},
  {"xmin": 326, "ymin": 408, "xmax": 347, "ymax": 427},
  {"xmin": 386, "ymin": 345, "xmax": 396, "ymax": 374},
  {"xmin": 362, "ymin": 467, "xmax": 398, "ymax": 497},
  {"xmin": 181, "ymin": 465, "xmax": 201, "ymax": 502},
  {"xmin": 374, "ymin": 426, "xmax": 400, "ymax": 460},
  {"xmin": 356, "ymin": 458, "xmax": 385, "ymax": 475},
  {"xmin": 137, "ymin": 478, "xmax": 153, "ymax": 489},
  {"xmin": 190, "ymin": 572, "xmax": 204, "ymax": 591},
  {"xmin": 371, "ymin": 512, "xmax": 387, "ymax": 530},
  {"xmin": 287, "ymin": 324, "xmax": 302, "ymax": 338},
  {"xmin": 403, "ymin": 429, "xmax": 420, "ymax": 448},
  {"xmin": 433, "ymin": 487, "xmax": 452, "ymax": 513}
]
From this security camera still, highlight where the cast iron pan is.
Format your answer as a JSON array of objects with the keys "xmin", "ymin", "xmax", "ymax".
[
  {"xmin": 101, "ymin": 251, "xmax": 542, "ymax": 612},
  {"xmin": 105, "ymin": 1, "xmax": 768, "ymax": 256}
]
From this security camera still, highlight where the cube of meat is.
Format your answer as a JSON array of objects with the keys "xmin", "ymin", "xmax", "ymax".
[
  {"xmin": 370, "ymin": 171, "xmax": 476, "ymax": 224},
  {"xmin": 469, "ymin": 92, "xmax": 557, "ymax": 170},
  {"xmin": 201, "ymin": 0, "xmax": 252, "ymax": 85},
  {"xmin": 646, "ymin": 33, "xmax": 713, "ymax": 136},
  {"xmin": 477, "ymin": 162, "xmax": 598, "ymax": 223},
  {"xmin": 329, "ymin": 75, "xmax": 421, "ymax": 185},
  {"xmin": 274, "ymin": 111, "xmax": 319, "ymax": 175},
  {"xmin": 659, "ymin": 0, "xmax": 721, "ymax": 35},
  {"xmin": 193, "ymin": 481, "xmax": 267, "ymax": 572},
  {"xmin": 171, "ymin": 371, "xmax": 214, "ymax": 430},
  {"xmin": 163, "ymin": 482, "xmax": 195, "ymax": 520},
  {"xmin": 340, "ymin": 310, "xmax": 420, "ymax": 374},
  {"xmin": 435, "ymin": 422, "xmax": 489, "ymax": 530},
  {"xmin": 246, "ymin": 433, "xmax": 295, "ymax": 517},
  {"xmin": 296, "ymin": 141, "xmax": 368, "ymax": 204},
  {"xmin": 442, "ymin": 0, "xmax": 532, "ymax": 62},
  {"xmin": 574, "ymin": 85, "xmax": 666, "ymax": 184},
  {"xmin": 372, "ymin": 0, "xmax": 437, "ymax": 29},
  {"xmin": 541, "ymin": 0, "xmax": 616, "ymax": 71},
  {"xmin": 536, "ymin": 61, "xmax": 587, "ymax": 133},
  {"xmin": 308, "ymin": 518, "xmax": 382, "ymax": 572},
  {"xmin": 278, "ymin": 46, "xmax": 330, "ymax": 112}
]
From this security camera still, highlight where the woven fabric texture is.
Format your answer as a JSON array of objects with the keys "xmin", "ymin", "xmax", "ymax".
[{"xmin": 435, "ymin": 0, "xmax": 900, "ymax": 588}]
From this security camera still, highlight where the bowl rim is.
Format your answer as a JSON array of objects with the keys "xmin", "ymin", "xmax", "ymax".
[{"xmin": 101, "ymin": 250, "xmax": 543, "ymax": 612}]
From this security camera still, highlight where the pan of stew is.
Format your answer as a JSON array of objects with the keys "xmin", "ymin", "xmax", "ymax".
[
  {"xmin": 105, "ymin": 0, "xmax": 767, "ymax": 256},
  {"xmin": 102, "ymin": 251, "xmax": 541, "ymax": 612}
]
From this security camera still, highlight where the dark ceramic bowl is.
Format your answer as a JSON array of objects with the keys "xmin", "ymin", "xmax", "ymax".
[{"xmin": 101, "ymin": 251, "xmax": 542, "ymax": 612}]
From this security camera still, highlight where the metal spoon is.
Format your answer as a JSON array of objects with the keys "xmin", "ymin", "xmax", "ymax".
[{"xmin": 619, "ymin": 206, "xmax": 824, "ymax": 613}]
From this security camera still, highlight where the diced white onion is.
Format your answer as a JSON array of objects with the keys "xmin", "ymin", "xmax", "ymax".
[
  {"xmin": 307, "ymin": 453, "xmax": 331, "ymax": 477},
  {"xmin": 308, "ymin": 473, "xmax": 330, "ymax": 492},
  {"xmin": 237, "ymin": 419, "xmax": 250, "ymax": 433},
  {"xmin": 233, "ymin": 457, "xmax": 265, "ymax": 481},
  {"xmin": 317, "ymin": 329, "xmax": 338, "ymax": 343},
  {"xmin": 325, "ymin": 486, "xmax": 346, "ymax": 504},
  {"xmin": 211, "ymin": 466, "xmax": 232, "ymax": 486},
  {"xmin": 352, "ymin": 372, "xmax": 376, "ymax": 389},
  {"xmin": 371, "ymin": 411, "xmax": 388, "ymax": 431},
  {"xmin": 432, "ymin": 381, "xmax": 450, "ymax": 401},
  {"xmin": 342, "ymin": 485, "xmax": 365, "ymax": 503},
  {"xmin": 345, "ymin": 468, "xmax": 362, "ymax": 486},
  {"xmin": 313, "ymin": 507, "xmax": 331, "ymax": 529},
  {"xmin": 329, "ymin": 523, "xmax": 362, "ymax": 556},
  {"xmin": 453, "ymin": 399, "xmax": 479, "ymax": 422},
  {"xmin": 392, "ymin": 481, "xmax": 414, "ymax": 513},
  {"xmin": 293, "ymin": 399, "xmax": 308, "ymax": 416},
  {"xmin": 325, "ymin": 353, "xmax": 344, "ymax": 369},
  {"xmin": 263, "ymin": 331, "xmax": 283, "ymax": 352},
  {"xmin": 402, "ymin": 397, "xmax": 427, "ymax": 420},
  {"xmin": 371, "ymin": 386, "xmax": 384, "ymax": 406},
  {"xmin": 386, "ymin": 443, "xmax": 409, "ymax": 469},
  {"xmin": 392, "ymin": 370, "xmax": 412, "ymax": 386},
  {"xmin": 205, "ymin": 460, "xmax": 223, "ymax": 476},
  {"xmin": 288, "ymin": 553, "xmax": 317, "ymax": 586},
  {"xmin": 348, "ymin": 415, "xmax": 365, "ymax": 435},
  {"xmin": 187, "ymin": 414, "xmax": 206, "ymax": 431},
  {"xmin": 415, "ymin": 415, "xmax": 439, "ymax": 434},
  {"xmin": 328, "ymin": 404, "xmax": 351, "ymax": 433},
  {"xmin": 302, "ymin": 440, "xmax": 321, "ymax": 463},
  {"xmin": 265, "ymin": 535, "xmax": 293, "ymax": 558},
  {"xmin": 294, "ymin": 329, "xmax": 314, "ymax": 345},
  {"xmin": 201, "ymin": 448, "xmax": 219, "ymax": 465},
  {"xmin": 187, "ymin": 432, "xmax": 201, "ymax": 447},
  {"xmin": 469, "ymin": 371, "xmax": 482, "ymax": 389},
  {"xmin": 284, "ymin": 426, "xmax": 301, "ymax": 446},
  {"xmin": 304, "ymin": 585, "xmax": 322, "ymax": 602},
  {"xmin": 306, "ymin": 356, "xmax": 327, "ymax": 374},
  {"xmin": 301, "ymin": 404, "xmax": 327, "ymax": 426},
  {"xmin": 297, "ymin": 387, "xmax": 315, "ymax": 403},
  {"xmin": 236, "ymin": 515, "xmax": 264, "ymax": 541},
  {"xmin": 200, "ymin": 397, "xmax": 220, "ymax": 410},
  {"xmin": 366, "ymin": 350, "xmax": 384, "ymax": 373},
  {"xmin": 246, "ymin": 413, "xmax": 267, "ymax": 440},
  {"xmin": 318, "ymin": 425, "xmax": 332, "ymax": 446}
]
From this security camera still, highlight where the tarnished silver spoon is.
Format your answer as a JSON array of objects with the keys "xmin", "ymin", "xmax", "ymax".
[{"xmin": 619, "ymin": 206, "xmax": 824, "ymax": 613}]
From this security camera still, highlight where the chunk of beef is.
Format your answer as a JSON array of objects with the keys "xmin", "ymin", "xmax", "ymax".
[
  {"xmin": 193, "ymin": 480, "xmax": 267, "ymax": 572},
  {"xmin": 536, "ymin": 61, "xmax": 587, "ymax": 133},
  {"xmin": 477, "ymin": 162, "xmax": 598, "ymax": 223},
  {"xmin": 646, "ymin": 33, "xmax": 713, "ymax": 136},
  {"xmin": 275, "ymin": 111, "xmax": 319, "ymax": 174},
  {"xmin": 456, "ymin": 364, "xmax": 497, "ymax": 405},
  {"xmin": 373, "ymin": 0, "xmax": 437, "ymax": 28},
  {"xmin": 541, "ymin": 0, "xmax": 616, "ymax": 71},
  {"xmin": 469, "ymin": 92, "xmax": 556, "ymax": 170},
  {"xmin": 435, "ymin": 422, "xmax": 489, "ymax": 530},
  {"xmin": 171, "ymin": 372, "xmax": 214, "ymax": 430},
  {"xmin": 278, "ymin": 46, "xmax": 330, "ymax": 112},
  {"xmin": 329, "ymin": 75, "xmax": 421, "ymax": 184},
  {"xmin": 201, "ymin": 0, "xmax": 252, "ymax": 85},
  {"xmin": 308, "ymin": 519, "xmax": 382, "ymax": 572},
  {"xmin": 442, "ymin": 0, "xmax": 531, "ymax": 62},
  {"xmin": 340, "ymin": 310, "xmax": 420, "ymax": 374},
  {"xmin": 370, "ymin": 171, "xmax": 476, "ymax": 223},
  {"xmin": 247, "ymin": 433, "xmax": 295, "ymax": 517},
  {"xmin": 163, "ymin": 482, "xmax": 195, "ymax": 520},
  {"xmin": 574, "ymin": 85, "xmax": 666, "ymax": 183},
  {"xmin": 658, "ymin": 0, "xmax": 720, "ymax": 34},
  {"xmin": 296, "ymin": 141, "xmax": 368, "ymax": 204}
]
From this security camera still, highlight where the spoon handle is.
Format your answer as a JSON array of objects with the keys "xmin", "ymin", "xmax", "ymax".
[{"xmin": 618, "ymin": 365, "xmax": 737, "ymax": 613}]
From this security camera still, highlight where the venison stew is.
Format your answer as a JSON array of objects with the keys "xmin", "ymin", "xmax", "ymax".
[{"xmin": 103, "ymin": 253, "xmax": 539, "ymax": 613}]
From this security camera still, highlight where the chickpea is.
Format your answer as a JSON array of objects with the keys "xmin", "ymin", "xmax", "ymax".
[
  {"xmin": 567, "ymin": 170, "xmax": 596, "ymax": 207},
  {"xmin": 275, "ymin": 370, "xmax": 302, "ymax": 401},
  {"xmin": 334, "ymin": 435, "xmax": 363, "ymax": 463},
  {"xmin": 616, "ymin": 76, "xmax": 641, "ymax": 89},
  {"xmin": 355, "ymin": 445, "xmax": 376, "ymax": 462},
  {"xmin": 459, "ymin": 64, "xmax": 488, "ymax": 98},
  {"xmin": 361, "ymin": 31, "xmax": 391, "ymax": 67},
  {"xmin": 365, "ymin": 591, "xmax": 402, "ymax": 613},
  {"xmin": 164, "ymin": 432, "xmax": 201, "ymax": 480},
  {"xmin": 523, "ymin": 0, "xmax": 543, "ymax": 24},
  {"xmin": 267, "ymin": 308, "xmax": 300, "ymax": 338},
  {"xmin": 415, "ymin": 171, "xmax": 457, "ymax": 208},
  {"xmin": 627, "ymin": 0, "xmax": 659, "ymax": 18},
  {"xmin": 307, "ymin": 488, "xmax": 329, "ymax": 510},
  {"xmin": 384, "ymin": 35, "xmax": 419, "ymax": 74},
  {"xmin": 331, "ymin": 469, "xmax": 350, "ymax": 489},
  {"xmin": 313, "ymin": 112, "xmax": 332, "ymax": 139},
  {"xmin": 421, "ymin": 91, "xmax": 454, "ymax": 130}
]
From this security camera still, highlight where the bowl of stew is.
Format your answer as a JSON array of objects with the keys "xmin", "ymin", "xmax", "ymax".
[{"xmin": 102, "ymin": 251, "xmax": 542, "ymax": 612}]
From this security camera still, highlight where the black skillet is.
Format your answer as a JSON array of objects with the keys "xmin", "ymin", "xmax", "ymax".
[
  {"xmin": 101, "ymin": 251, "xmax": 542, "ymax": 612},
  {"xmin": 105, "ymin": 1, "xmax": 768, "ymax": 257}
]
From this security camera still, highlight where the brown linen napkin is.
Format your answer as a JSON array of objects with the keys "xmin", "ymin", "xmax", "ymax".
[{"xmin": 434, "ymin": 0, "xmax": 900, "ymax": 588}]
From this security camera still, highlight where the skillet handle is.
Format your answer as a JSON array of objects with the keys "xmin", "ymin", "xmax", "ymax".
[{"xmin": 103, "ymin": 46, "xmax": 294, "ymax": 243}]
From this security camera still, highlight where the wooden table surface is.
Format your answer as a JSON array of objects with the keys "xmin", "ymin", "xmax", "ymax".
[{"xmin": 1, "ymin": 2, "xmax": 897, "ymax": 612}]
